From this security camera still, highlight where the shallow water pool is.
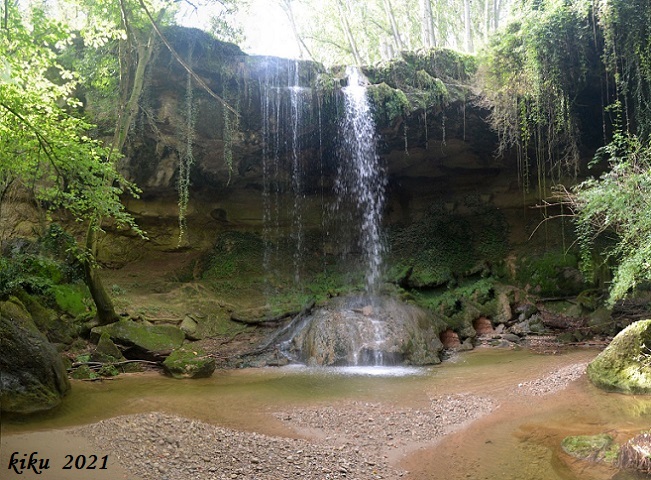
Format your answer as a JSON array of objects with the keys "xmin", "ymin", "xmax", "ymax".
[{"xmin": 2, "ymin": 348, "xmax": 650, "ymax": 480}]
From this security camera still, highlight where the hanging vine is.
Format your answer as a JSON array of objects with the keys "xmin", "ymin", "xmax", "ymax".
[
  {"xmin": 222, "ymin": 82, "xmax": 240, "ymax": 184},
  {"xmin": 177, "ymin": 44, "xmax": 196, "ymax": 247},
  {"xmin": 568, "ymin": 0, "xmax": 651, "ymax": 303},
  {"xmin": 482, "ymin": 0, "xmax": 651, "ymax": 302},
  {"xmin": 479, "ymin": 0, "xmax": 592, "ymax": 196}
]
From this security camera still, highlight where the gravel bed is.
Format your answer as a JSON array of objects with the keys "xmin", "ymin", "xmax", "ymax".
[
  {"xmin": 275, "ymin": 394, "xmax": 494, "ymax": 454},
  {"xmin": 74, "ymin": 395, "xmax": 493, "ymax": 480},
  {"xmin": 76, "ymin": 412, "xmax": 395, "ymax": 480},
  {"xmin": 515, "ymin": 362, "xmax": 587, "ymax": 396},
  {"xmin": 71, "ymin": 364, "xmax": 584, "ymax": 479}
]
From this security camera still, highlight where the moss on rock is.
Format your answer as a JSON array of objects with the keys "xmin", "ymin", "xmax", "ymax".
[
  {"xmin": 561, "ymin": 434, "xmax": 619, "ymax": 463},
  {"xmin": 587, "ymin": 320, "xmax": 651, "ymax": 394},
  {"xmin": 0, "ymin": 299, "xmax": 71, "ymax": 414},
  {"xmin": 162, "ymin": 345, "xmax": 216, "ymax": 379},
  {"xmin": 91, "ymin": 319, "xmax": 185, "ymax": 359},
  {"xmin": 15, "ymin": 290, "xmax": 80, "ymax": 345},
  {"xmin": 91, "ymin": 332, "xmax": 126, "ymax": 363}
]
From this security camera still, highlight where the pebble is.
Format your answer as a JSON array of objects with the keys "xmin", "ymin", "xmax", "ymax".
[
  {"xmin": 72, "ymin": 365, "xmax": 586, "ymax": 479},
  {"xmin": 515, "ymin": 362, "xmax": 587, "ymax": 396}
]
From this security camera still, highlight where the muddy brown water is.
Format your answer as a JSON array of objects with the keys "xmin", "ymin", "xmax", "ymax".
[{"xmin": 2, "ymin": 348, "xmax": 650, "ymax": 480}]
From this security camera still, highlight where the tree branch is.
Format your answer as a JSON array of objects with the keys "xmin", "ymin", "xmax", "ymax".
[
  {"xmin": 138, "ymin": 0, "xmax": 239, "ymax": 116},
  {"xmin": 0, "ymin": 101, "xmax": 64, "ymax": 180}
]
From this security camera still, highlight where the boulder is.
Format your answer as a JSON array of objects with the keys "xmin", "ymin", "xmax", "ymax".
[
  {"xmin": 618, "ymin": 432, "xmax": 651, "ymax": 473},
  {"xmin": 587, "ymin": 319, "xmax": 651, "ymax": 394},
  {"xmin": 180, "ymin": 315, "xmax": 201, "ymax": 340},
  {"xmin": 286, "ymin": 295, "xmax": 445, "ymax": 366},
  {"xmin": 0, "ymin": 297, "xmax": 71, "ymax": 414},
  {"xmin": 162, "ymin": 345, "xmax": 216, "ymax": 379},
  {"xmin": 561, "ymin": 434, "xmax": 618, "ymax": 463},
  {"xmin": 91, "ymin": 332, "xmax": 126, "ymax": 362},
  {"xmin": 91, "ymin": 319, "xmax": 185, "ymax": 361}
]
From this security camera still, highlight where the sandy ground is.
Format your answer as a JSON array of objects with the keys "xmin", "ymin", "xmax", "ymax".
[{"xmin": 1, "ymin": 361, "xmax": 589, "ymax": 480}]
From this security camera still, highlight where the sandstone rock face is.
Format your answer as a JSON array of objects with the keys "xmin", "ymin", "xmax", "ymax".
[
  {"xmin": 440, "ymin": 329, "xmax": 461, "ymax": 349},
  {"xmin": 285, "ymin": 296, "xmax": 445, "ymax": 366},
  {"xmin": 587, "ymin": 319, "xmax": 651, "ymax": 394},
  {"xmin": 0, "ymin": 298, "xmax": 70, "ymax": 414},
  {"xmin": 473, "ymin": 317, "xmax": 494, "ymax": 335}
]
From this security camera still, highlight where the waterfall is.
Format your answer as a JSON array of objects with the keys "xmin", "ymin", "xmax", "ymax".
[
  {"xmin": 260, "ymin": 60, "xmax": 311, "ymax": 291},
  {"xmin": 289, "ymin": 61, "xmax": 304, "ymax": 284},
  {"xmin": 338, "ymin": 66, "xmax": 386, "ymax": 295}
]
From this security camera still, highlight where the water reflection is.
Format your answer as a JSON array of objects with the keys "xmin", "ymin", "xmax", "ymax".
[{"xmin": 282, "ymin": 364, "xmax": 428, "ymax": 377}]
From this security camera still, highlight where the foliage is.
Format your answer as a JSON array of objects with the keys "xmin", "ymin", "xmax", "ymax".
[
  {"xmin": 479, "ymin": 0, "xmax": 594, "ymax": 193},
  {"xmin": 0, "ymin": 5, "xmax": 141, "ymax": 231},
  {"xmin": 206, "ymin": 0, "xmax": 249, "ymax": 44},
  {"xmin": 0, "ymin": 253, "xmax": 64, "ymax": 298},
  {"xmin": 482, "ymin": 0, "xmax": 651, "ymax": 304},
  {"xmin": 595, "ymin": 0, "xmax": 651, "ymax": 141},
  {"xmin": 0, "ymin": 225, "xmax": 83, "ymax": 297},
  {"xmin": 570, "ymin": 132, "xmax": 651, "ymax": 303},
  {"xmin": 283, "ymin": 0, "xmax": 515, "ymax": 65}
]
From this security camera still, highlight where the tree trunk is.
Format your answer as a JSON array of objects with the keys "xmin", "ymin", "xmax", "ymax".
[
  {"xmin": 280, "ymin": 0, "xmax": 314, "ymax": 61},
  {"xmin": 484, "ymin": 0, "xmax": 490, "ymax": 42},
  {"xmin": 464, "ymin": 0, "xmax": 474, "ymax": 53},
  {"xmin": 83, "ymin": 18, "xmax": 157, "ymax": 325},
  {"xmin": 83, "ymin": 220, "xmax": 120, "ymax": 326},
  {"xmin": 383, "ymin": 0, "xmax": 404, "ymax": 52},
  {"xmin": 494, "ymin": 0, "xmax": 501, "ymax": 30},
  {"xmin": 112, "ymin": 32, "xmax": 156, "ymax": 156},
  {"xmin": 336, "ymin": 0, "xmax": 363, "ymax": 66},
  {"xmin": 420, "ymin": 0, "xmax": 436, "ymax": 47}
]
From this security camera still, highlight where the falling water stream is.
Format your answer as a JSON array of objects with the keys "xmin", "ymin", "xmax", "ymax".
[{"xmin": 338, "ymin": 66, "xmax": 386, "ymax": 295}]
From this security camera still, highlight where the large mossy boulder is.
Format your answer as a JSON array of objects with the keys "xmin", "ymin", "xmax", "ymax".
[
  {"xmin": 91, "ymin": 319, "xmax": 184, "ymax": 360},
  {"xmin": 0, "ymin": 297, "xmax": 71, "ymax": 414},
  {"xmin": 162, "ymin": 345, "xmax": 216, "ymax": 379},
  {"xmin": 587, "ymin": 320, "xmax": 651, "ymax": 394},
  {"xmin": 287, "ymin": 295, "xmax": 446, "ymax": 366}
]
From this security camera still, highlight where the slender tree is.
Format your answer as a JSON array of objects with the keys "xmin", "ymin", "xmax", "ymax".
[
  {"xmin": 0, "ymin": 4, "xmax": 142, "ymax": 323},
  {"xmin": 464, "ymin": 0, "xmax": 474, "ymax": 52},
  {"xmin": 420, "ymin": 0, "xmax": 436, "ymax": 47}
]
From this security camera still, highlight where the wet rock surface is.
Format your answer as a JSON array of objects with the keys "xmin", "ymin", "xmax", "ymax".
[{"xmin": 285, "ymin": 295, "xmax": 445, "ymax": 366}]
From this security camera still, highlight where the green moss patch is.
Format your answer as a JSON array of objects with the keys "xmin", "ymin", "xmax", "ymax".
[
  {"xmin": 561, "ymin": 434, "xmax": 619, "ymax": 463},
  {"xmin": 50, "ymin": 283, "xmax": 93, "ymax": 317},
  {"xmin": 516, "ymin": 253, "xmax": 587, "ymax": 297},
  {"xmin": 387, "ymin": 205, "xmax": 509, "ymax": 289},
  {"xmin": 587, "ymin": 320, "xmax": 651, "ymax": 394},
  {"xmin": 91, "ymin": 320, "xmax": 185, "ymax": 358},
  {"xmin": 163, "ymin": 345, "xmax": 216, "ymax": 379}
]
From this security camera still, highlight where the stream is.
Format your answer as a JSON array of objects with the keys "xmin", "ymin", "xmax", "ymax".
[{"xmin": 2, "ymin": 348, "xmax": 650, "ymax": 479}]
